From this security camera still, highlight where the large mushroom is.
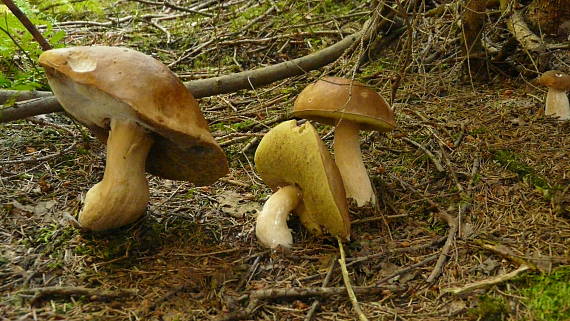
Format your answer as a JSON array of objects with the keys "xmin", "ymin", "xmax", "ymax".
[
  {"xmin": 254, "ymin": 120, "xmax": 350, "ymax": 249},
  {"xmin": 39, "ymin": 46, "xmax": 228, "ymax": 231},
  {"xmin": 536, "ymin": 70, "xmax": 570, "ymax": 120},
  {"xmin": 292, "ymin": 77, "xmax": 395, "ymax": 207}
]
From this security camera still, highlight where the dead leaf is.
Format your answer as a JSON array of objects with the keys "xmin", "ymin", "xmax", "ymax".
[
  {"xmin": 11, "ymin": 200, "xmax": 56, "ymax": 216},
  {"xmin": 481, "ymin": 258, "xmax": 500, "ymax": 274},
  {"xmin": 447, "ymin": 299, "xmax": 467, "ymax": 315},
  {"xmin": 216, "ymin": 190, "xmax": 260, "ymax": 218}
]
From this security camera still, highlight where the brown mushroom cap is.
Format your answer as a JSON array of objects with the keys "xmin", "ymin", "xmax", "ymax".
[
  {"xmin": 292, "ymin": 77, "xmax": 395, "ymax": 131},
  {"xmin": 537, "ymin": 70, "xmax": 570, "ymax": 91},
  {"xmin": 254, "ymin": 120, "xmax": 350, "ymax": 239},
  {"xmin": 39, "ymin": 46, "xmax": 228, "ymax": 184}
]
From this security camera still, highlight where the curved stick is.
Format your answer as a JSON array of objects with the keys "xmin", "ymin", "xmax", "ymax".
[{"xmin": 0, "ymin": 31, "xmax": 362, "ymax": 123}]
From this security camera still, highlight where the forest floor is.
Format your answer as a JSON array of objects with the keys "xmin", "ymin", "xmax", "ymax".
[{"xmin": 1, "ymin": 0, "xmax": 569, "ymax": 320}]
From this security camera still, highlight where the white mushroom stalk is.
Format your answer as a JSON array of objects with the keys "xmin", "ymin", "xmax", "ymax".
[
  {"xmin": 334, "ymin": 120, "xmax": 376, "ymax": 207},
  {"xmin": 79, "ymin": 118, "xmax": 154, "ymax": 231},
  {"xmin": 255, "ymin": 185, "xmax": 302, "ymax": 249},
  {"xmin": 544, "ymin": 87, "xmax": 570, "ymax": 120}
]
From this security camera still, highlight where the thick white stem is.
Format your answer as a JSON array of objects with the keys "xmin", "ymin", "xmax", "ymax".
[
  {"xmin": 334, "ymin": 120, "xmax": 376, "ymax": 207},
  {"xmin": 79, "ymin": 118, "xmax": 154, "ymax": 231},
  {"xmin": 545, "ymin": 88, "xmax": 570, "ymax": 120},
  {"xmin": 255, "ymin": 185, "xmax": 301, "ymax": 248}
]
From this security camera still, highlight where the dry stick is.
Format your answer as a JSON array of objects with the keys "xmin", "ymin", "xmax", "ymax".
[
  {"xmin": 2, "ymin": 0, "xmax": 51, "ymax": 51},
  {"xmin": 473, "ymin": 239, "xmax": 538, "ymax": 270},
  {"xmin": 441, "ymin": 264, "xmax": 530, "ymax": 296},
  {"xmin": 337, "ymin": 237, "xmax": 369, "ymax": 321},
  {"xmin": 0, "ymin": 90, "xmax": 52, "ymax": 104},
  {"xmin": 0, "ymin": 96, "xmax": 61, "ymax": 123},
  {"xmin": 19, "ymin": 286, "xmax": 136, "ymax": 305},
  {"xmin": 402, "ymin": 137, "xmax": 445, "ymax": 172},
  {"xmin": 305, "ymin": 256, "xmax": 337, "ymax": 321},
  {"xmin": 0, "ymin": 30, "xmax": 363, "ymax": 123},
  {"xmin": 426, "ymin": 216, "xmax": 458, "ymax": 283}
]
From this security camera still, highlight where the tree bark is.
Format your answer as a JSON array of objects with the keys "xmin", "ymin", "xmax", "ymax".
[
  {"xmin": 526, "ymin": 0, "xmax": 570, "ymax": 36},
  {"xmin": 462, "ymin": 0, "xmax": 488, "ymax": 80}
]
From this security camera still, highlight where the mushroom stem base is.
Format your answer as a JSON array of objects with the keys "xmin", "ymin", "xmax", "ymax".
[
  {"xmin": 79, "ymin": 118, "xmax": 154, "ymax": 231},
  {"xmin": 334, "ymin": 120, "xmax": 376, "ymax": 207},
  {"xmin": 255, "ymin": 185, "xmax": 302, "ymax": 249},
  {"xmin": 545, "ymin": 88, "xmax": 570, "ymax": 120}
]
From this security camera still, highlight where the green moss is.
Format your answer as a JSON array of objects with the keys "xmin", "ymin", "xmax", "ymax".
[
  {"xmin": 468, "ymin": 295, "xmax": 509, "ymax": 321},
  {"xmin": 492, "ymin": 150, "xmax": 551, "ymax": 193},
  {"xmin": 518, "ymin": 268, "xmax": 570, "ymax": 321},
  {"xmin": 230, "ymin": 4, "xmax": 269, "ymax": 32}
]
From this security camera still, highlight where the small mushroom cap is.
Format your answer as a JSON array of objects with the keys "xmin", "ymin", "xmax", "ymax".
[
  {"xmin": 254, "ymin": 120, "xmax": 350, "ymax": 239},
  {"xmin": 537, "ymin": 70, "xmax": 570, "ymax": 91},
  {"xmin": 292, "ymin": 77, "xmax": 395, "ymax": 132},
  {"xmin": 39, "ymin": 46, "xmax": 228, "ymax": 184}
]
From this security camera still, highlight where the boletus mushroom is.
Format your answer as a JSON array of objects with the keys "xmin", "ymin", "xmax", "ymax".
[
  {"xmin": 292, "ymin": 77, "xmax": 395, "ymax": 207},
  {"xmin": 254, "ymin": 120, "xmax": 350, "ymax": 249},
  {"xmin": 39, "ymin": 46, "xmax": 228, "ymax": 231},
  {"xmin": 536, "ymin": 70, "xmax": 570, "ymax": 120}
]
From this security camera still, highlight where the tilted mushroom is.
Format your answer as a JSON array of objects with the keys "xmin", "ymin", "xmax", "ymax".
[
  {"xmin": 254, "ymin": 120, "xmax": 350, "ymax": 249},
  {"xmin": 536, "ymin": 70, "xmax": 570, "ymax": 120},
  {"xmin": 292, "ymin": 77, "xmax": 395, "ymax": 207},
  {"xmin": 39, "ymin": 46, "xmax": 228, "ymax": 231}
]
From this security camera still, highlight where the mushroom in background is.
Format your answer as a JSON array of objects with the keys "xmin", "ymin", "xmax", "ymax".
[
  {"xmin": 39, "ymin": 46, "xmax": 228, "ymax": 231},
  {"xmin": 254, "ymin": 120, "xmax": 350, "ymax": 249},
  {"xmin": 292, "ymin": 77, "xmax": 395, "ymax": 207},
  {"xmin": 536, "ymin": 70, "xmax": 570, "ymax": 120}
]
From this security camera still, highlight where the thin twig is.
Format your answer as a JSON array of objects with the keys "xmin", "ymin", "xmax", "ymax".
[
  {"xmin": 337, "ymin": 237, "xmax": 368, "ymax": 321},
  {"xmin": 440, "ymin": 265, "xmax": 530, "ymax": 296},
  {"xmin": 305, "ymin": 256, "xmax": 337, "ymax": 321},
  {"xmin": 402, "ymin": 137, "xmax": 445, "ymax": 172}
]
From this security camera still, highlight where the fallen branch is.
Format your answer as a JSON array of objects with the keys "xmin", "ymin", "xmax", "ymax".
[
  {"xmin": 0, "ymin": 30, "xmax": 363, "ymax": 123},
  {"xmin": 19, "ymin": 286, "xmax": 136, "ymax": 305},
  {"xmin": 0, "ymin": 89, "xmax": 52, "ymax": 104},
  {"xmin": 0, "ymin": 96, "xmax": 62, "ymax": 123}
]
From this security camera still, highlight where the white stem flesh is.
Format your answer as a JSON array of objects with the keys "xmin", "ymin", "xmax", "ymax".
[
  {"xmin": 545, "ymin": 88, "xmax": 570, "ymax": 120},
  {"xmin": 255, "ymin": 185, "xmax": 301, "ymax": 249},
  {"xmin": 78, "ymin": 118, "xmax": 154, "ymax": 231},
  {"xmin": 334, "ymin": 120, "xmax": 376, "ymax": 207}
]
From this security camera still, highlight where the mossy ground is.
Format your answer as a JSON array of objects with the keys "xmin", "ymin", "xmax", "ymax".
[{"xmin": 1, "ymin": 0, "xmax": 569, "ymax": 320}]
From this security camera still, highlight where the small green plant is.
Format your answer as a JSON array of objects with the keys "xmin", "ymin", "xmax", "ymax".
[
  {"xmin": 0, "ymin": 1, "xmax": 65, "ymax": 90},
  {"xmin": 518, "ymin": 268, "xmax": 570, "ymax": 321}
]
